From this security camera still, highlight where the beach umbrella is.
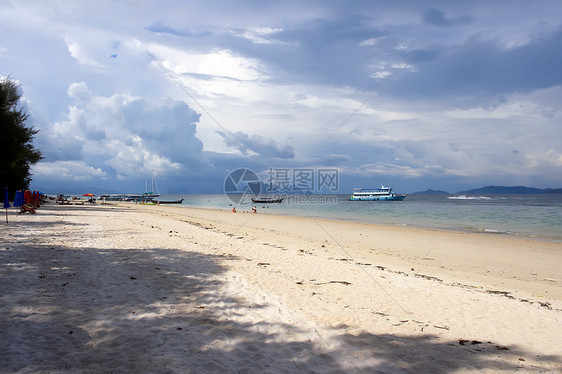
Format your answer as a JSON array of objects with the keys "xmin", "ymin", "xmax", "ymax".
[
  {"xmin": 83, "ymin": 193, "xmax": 95, "ymax": 196},
  {"xmin": 13, "ymin": 190, "xmax": 24, "ymax": 208},
  {"xmin": 3, "ymin": 187, "xmax": 10, "ymax": 223}
]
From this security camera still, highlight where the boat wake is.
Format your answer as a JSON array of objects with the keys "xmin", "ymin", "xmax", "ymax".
[{"xmin": 448, "ymin": 195, "xmax": 491, "ymax": 200}]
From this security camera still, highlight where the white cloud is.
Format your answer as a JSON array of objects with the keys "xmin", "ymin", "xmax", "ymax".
[
  {"xmin": 526, "ymin": 149, "xmax": 562, "ymax": 168},
  {"xmin": 148, "ymin": 44, "xmax": 265, "ymax": 81},
  {"xmin": 359, "ymin": 38, "xmax": 380, "ymax": 47},
  {"xmin": 233, "ymin": 26, "xmax": 287, "ymax": 45},
  {"xmin": 105, "ymin": 136, "xmax": 183, "ymax": 177},
  {"xmin": 353, "ymin": 163, "xmax": 426, "ymax": 178},
  {"xmin": 217, "ymin": 130, "xmax": 294, "ymax": 159},
  {"xmin": 67, "ymin": 82, "xmax": 93, "ymax": 102},
  {"xmin": 65, "ymin": 38, "xmax": 105, "ymax": 69},
  {"xmin": 34, "ymin": 82, "xmax": 206, "ymax": 182},
  {"xmin": 32, "ymin": 161, "xmax": 107, "ymax": 182},
  {"xmin": 318, "ymin": 85, "xmax": 562, "ymax": 186}
]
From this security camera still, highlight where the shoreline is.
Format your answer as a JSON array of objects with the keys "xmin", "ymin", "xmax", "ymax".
[
  {"xmin": 224, "ymin": 207, "xmax": 562, "ymax": 243},
  {"xmin": 147, "ymin": 200, "xmax": 560, "ymax": 242},
  {"xmin": 127, "ymin": 203, "xmax": 562, "ymax": 302},
  {"xmin": 2, "ymin": 203, "xmax": 560, "ymax": 372},
  {"xmin": 165, "ymin": 196, "xmax": 562, "ymax": 242},
  {"xmin": 65, "ymin": 192, "xmax": 562, "ymax": 242}
]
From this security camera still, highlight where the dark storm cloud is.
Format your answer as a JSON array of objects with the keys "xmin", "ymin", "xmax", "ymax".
[
  {"xmin": 423, "ymin": 7, "xmax": 474, "ymax": 27},
  {"xmin": 392, "ymin": 28, "xmax": 562, "ymax": 100}
]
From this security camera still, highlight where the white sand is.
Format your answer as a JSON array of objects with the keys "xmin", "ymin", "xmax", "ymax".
[{"xmin": 1, "ymin": 203, "xmax": 560, "ymax": 373}]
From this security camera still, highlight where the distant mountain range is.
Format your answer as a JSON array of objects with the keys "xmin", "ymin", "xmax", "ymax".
[
  {"xmin": 458, "ymin": 186, "xmax": 562, "ymax": 194},
  {"xmin": 414, "ymin": 186, "xmax": 562, "ymax": 195},
  {"xmin": 412, "ymin": 189, "xmax": 450, "ymax": 195}
]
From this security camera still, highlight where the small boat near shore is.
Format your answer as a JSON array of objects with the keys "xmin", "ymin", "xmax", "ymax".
[
  {"xmin": 152, "ymin": 198, "xmax": 184, "ymax": 204},
  {"xmin": 349, "ymin": 186, "xmax": 406, "ymax": 201},
  {"xmin": 98, "ymin": 194, "xmax": 125, "ymax": 201},
  {"xmin": 251, "ymin": 196, "xmax": 285, "ymax": 204}
]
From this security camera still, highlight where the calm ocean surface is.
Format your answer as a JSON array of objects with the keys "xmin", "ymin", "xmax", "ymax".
[{"xmin": 154, "ymin": 193, "xmax": 562, "ymax": 241}]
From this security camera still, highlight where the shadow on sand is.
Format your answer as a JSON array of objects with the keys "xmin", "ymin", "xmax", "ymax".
[{"xmin": 1, "ymin": 208, "xmax": 559, "ymax": 373}]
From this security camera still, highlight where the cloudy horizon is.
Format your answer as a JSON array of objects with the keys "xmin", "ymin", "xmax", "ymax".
[{"xmin": 2, "ymin": 1, "xmax": 561, "ymax": 194}]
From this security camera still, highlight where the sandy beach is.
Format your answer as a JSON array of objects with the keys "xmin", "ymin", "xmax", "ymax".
[{"xmin": 1, "ymin": 202, "xmax": 560, "ymax": 373}]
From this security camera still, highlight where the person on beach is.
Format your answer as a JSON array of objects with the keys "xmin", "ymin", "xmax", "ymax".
[
  {"xmin": 232, "ymin": 207, "xmax": 237, "ymax": 213},
  {"xmin": 252, "ymin": 206, "xmax": 257, "ymax": 213}
]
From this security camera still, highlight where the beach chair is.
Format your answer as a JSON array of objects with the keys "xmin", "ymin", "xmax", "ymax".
[{"xmin": 20, "ymin": 203, "xmax": 36, "ymax": 214}]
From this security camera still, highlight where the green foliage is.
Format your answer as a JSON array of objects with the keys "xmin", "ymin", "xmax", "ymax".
[{"xmin": 0, "ymin": 77, "xmax": 43, "ymax": 200}]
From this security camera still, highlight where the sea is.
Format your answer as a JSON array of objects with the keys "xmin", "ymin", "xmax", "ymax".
[{"xmin": 151, "ymin": 193, "xmax": 562, "ymax": 242}]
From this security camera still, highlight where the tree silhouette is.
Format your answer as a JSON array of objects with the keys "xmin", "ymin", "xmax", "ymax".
[{"xmin": 0, "ymin": 76, "xmax": 42, "ymax": 200}]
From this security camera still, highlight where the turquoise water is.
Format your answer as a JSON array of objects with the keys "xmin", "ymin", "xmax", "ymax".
[{"xmin": 154, "ymin": 193, "xmax": 562, "ymax": 241}]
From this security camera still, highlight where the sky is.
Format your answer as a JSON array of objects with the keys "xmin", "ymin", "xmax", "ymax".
[{"xmin": 1, "ymin": 0, "xmax": 561, "ymax": 194}]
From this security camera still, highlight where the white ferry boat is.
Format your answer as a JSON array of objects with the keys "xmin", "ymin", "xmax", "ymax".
[{"xmin": 349, "ymin": 186, "xmax": 406, "ymax": 201}]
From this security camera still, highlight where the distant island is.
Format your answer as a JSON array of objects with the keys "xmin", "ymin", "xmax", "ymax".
[
  {"xmin": 412, "ymin": 189, "xmax": 450, "ymax": 195},
  {"xmin": 413, "ymin": 186, "xmax": 562, "ymax": 195},
  {"xmin": 458, "ymin": 186, "xmax": 562, "ymax": 195}
]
